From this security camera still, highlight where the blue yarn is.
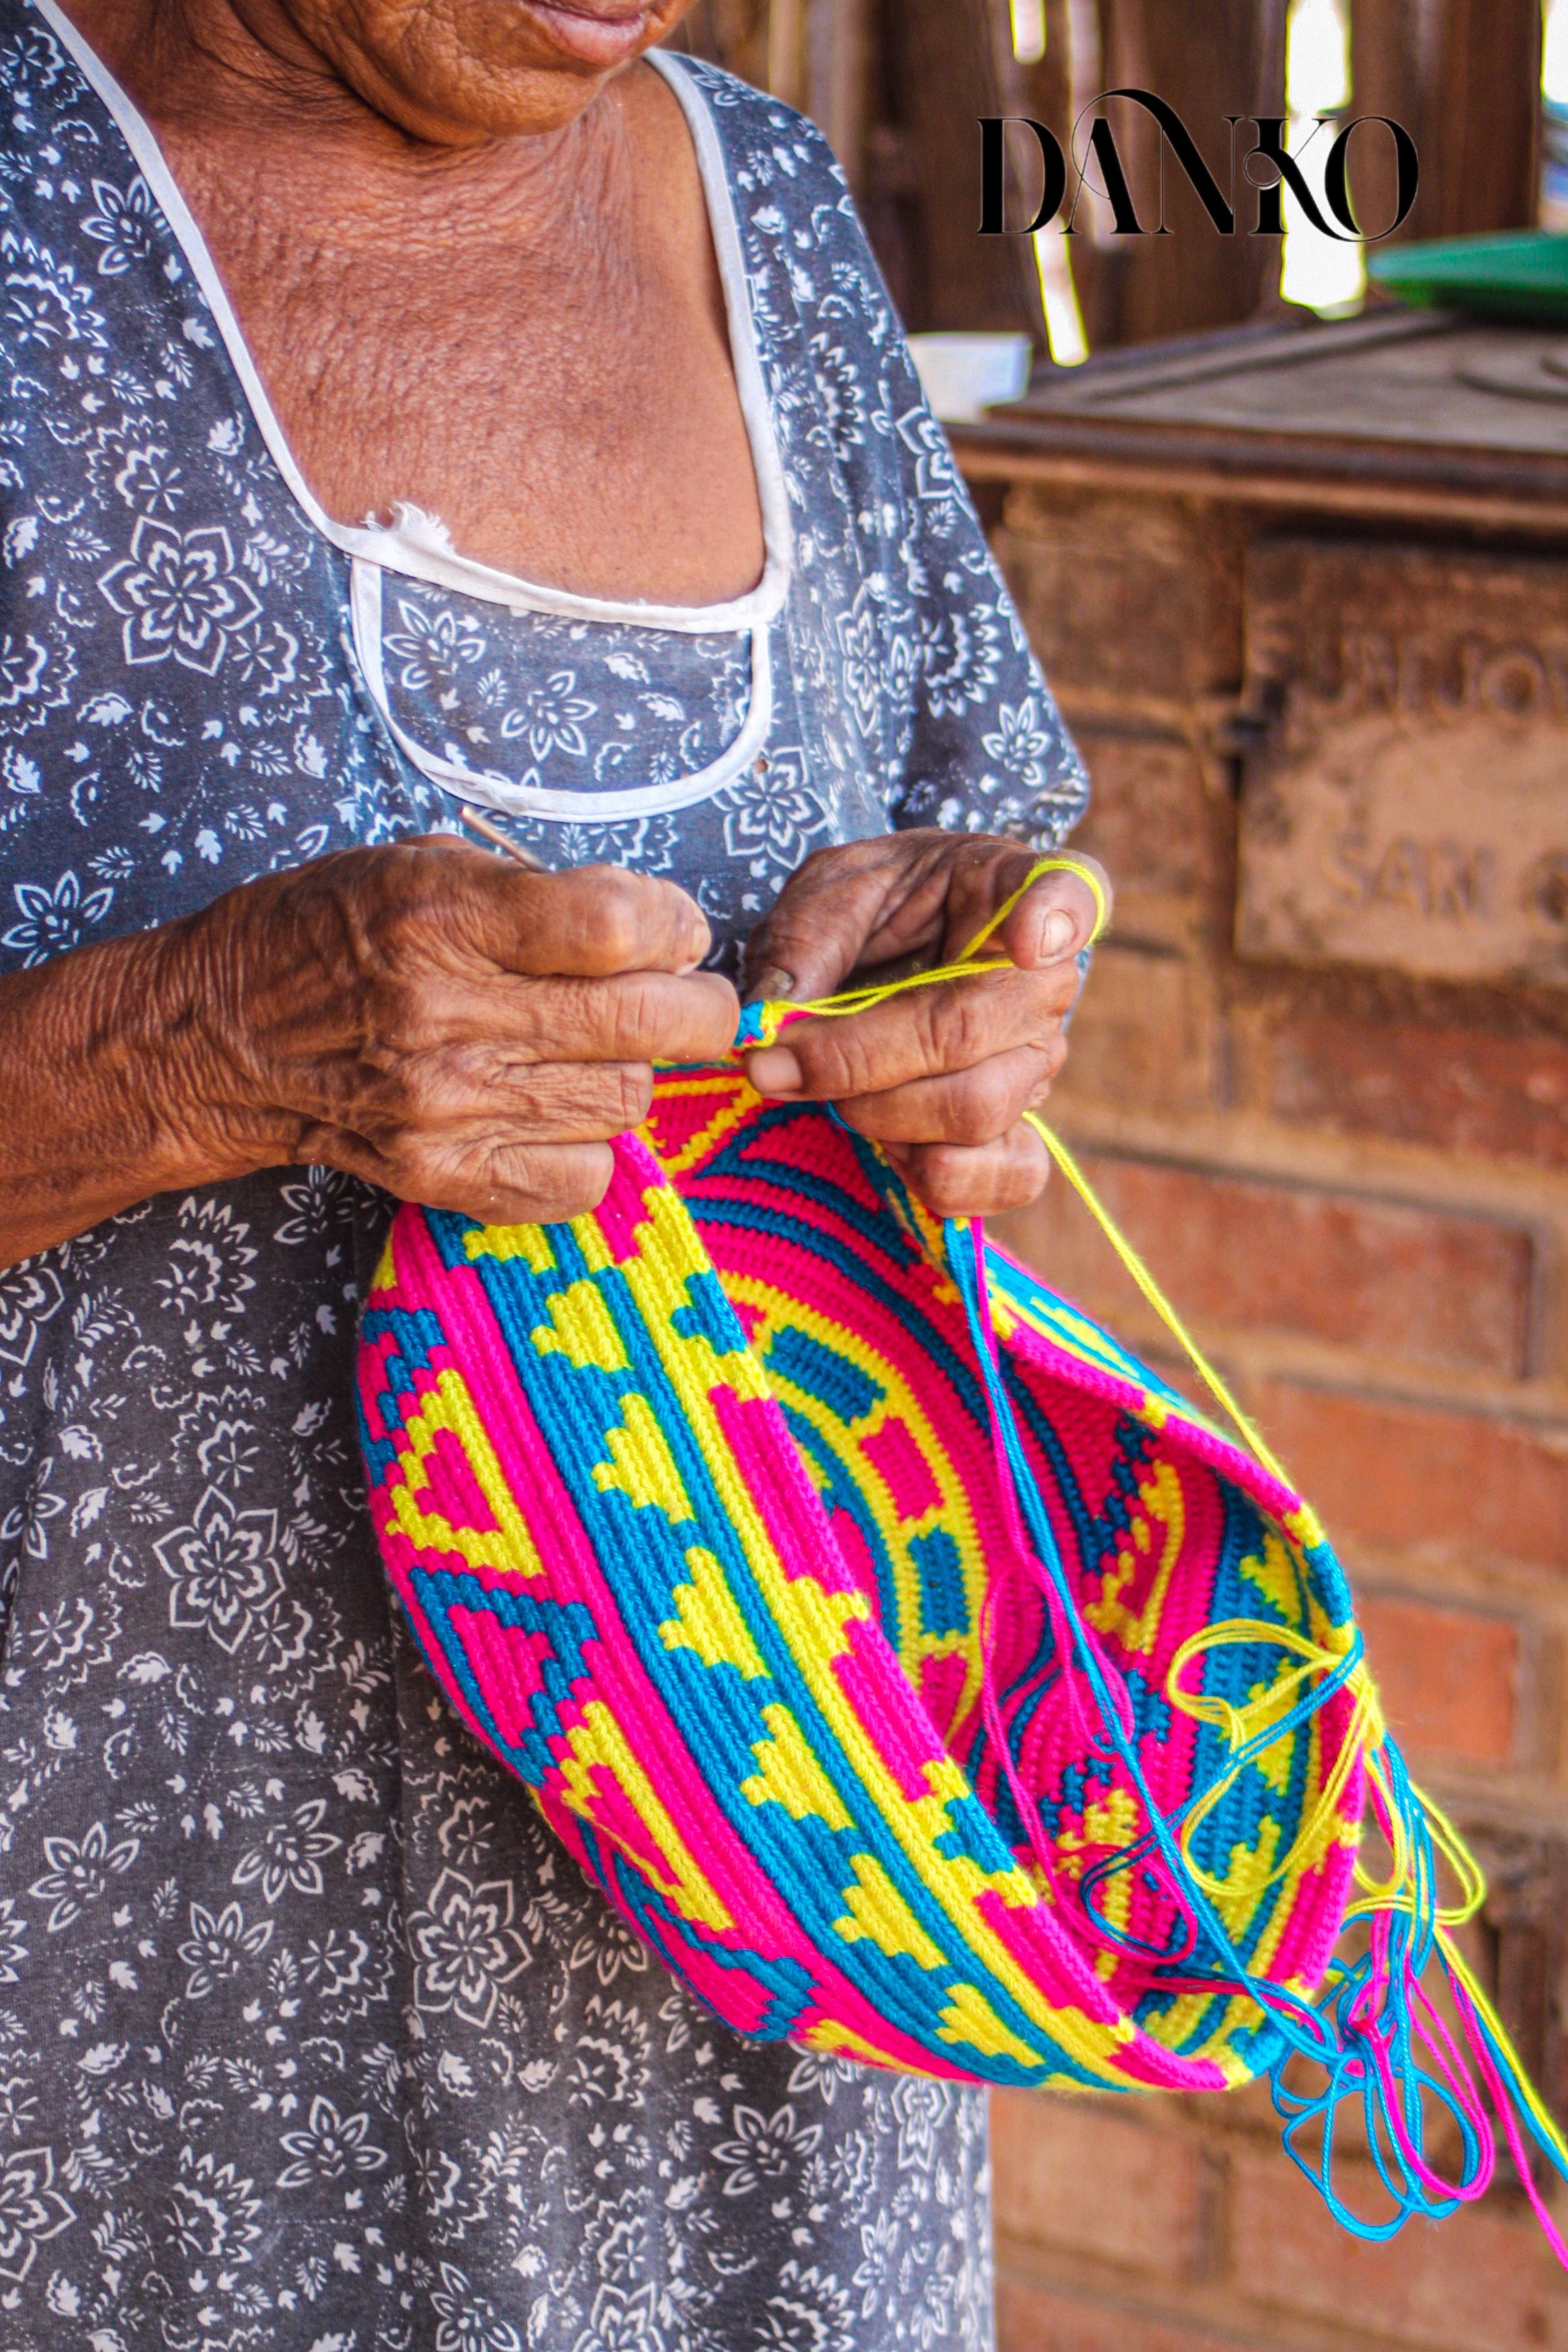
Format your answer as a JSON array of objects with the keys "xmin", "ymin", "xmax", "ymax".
[{"xmin": 943, "ymin": 1217, "xmax": 1505, "ymax": 2243}]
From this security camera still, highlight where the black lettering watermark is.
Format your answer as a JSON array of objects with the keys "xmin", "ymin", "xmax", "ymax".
[{"xmin": 978, "ymin": 93, "xmax": 1419, "ymax": 239}]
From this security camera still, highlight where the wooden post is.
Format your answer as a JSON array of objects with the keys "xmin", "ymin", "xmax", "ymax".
[
  {"xmin": 807, "ymin": 0, "xmax": 875, "ymax": 196},
  {"xmin": 767, "ymin": 0, "xmax": 809, "ymax": 109},
  {"xmin": 1430, "ymin": 0, "xmax": 1541, "ymax": 236},
  {"xmin": 1347, "ymin": 0, "xmax": 1433, "ymax": 243},
  {"xmin": 1079, "ymin": 0, "xmax": 1289, "ymax": 347},
  {"xmin": 881, "ymin": 0, "xmax": 1050, "ymax": 339},
  {"xmin": 1351, "ymin": 0, "xmax": 1540, "ymax": 245},
  {"xmin": 665, "ymin": 0, "xmax": 768, "ymax": 89}
]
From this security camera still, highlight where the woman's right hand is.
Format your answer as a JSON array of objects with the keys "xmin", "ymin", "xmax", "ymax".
[
  {"xmin": 188, "ymin": 839, "xmax": 740, "ymax": 1224},
  {"xmin": 0, "ymin": 840, "xmax": 739, "ymax": 1267}
]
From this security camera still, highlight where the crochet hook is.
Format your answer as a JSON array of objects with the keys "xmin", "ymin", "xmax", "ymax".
[{"xmin": 458, "ymin": 803, "xmax": 547, "ymax": 871}]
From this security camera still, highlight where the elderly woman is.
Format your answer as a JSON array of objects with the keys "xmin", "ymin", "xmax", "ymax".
[{"xmin": 0, "ymin": 0, "xmax": 1103, "ymax": 2341}]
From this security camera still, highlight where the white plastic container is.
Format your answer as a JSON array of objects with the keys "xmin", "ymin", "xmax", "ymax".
[{"xmin": 907, "ymin": 331, "xmax": 1034, "ymax": 422}]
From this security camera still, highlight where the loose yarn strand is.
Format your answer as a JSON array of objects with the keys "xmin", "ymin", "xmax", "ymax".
[
  {"xmin": 738, "ymin": 854, "xmax": 1110, "ymax": 1053},
  {"xmin": 739, "ymin": 867, "xmax": 1568, "ymax": 2262},
  {"xmin": 953, "ymin": 853, "xmax": 1112, "ymax": 963},
  {"xmin": 948, "ymin": 1212, "xmax": 1565, "ymax": 2246},
  {"xmin": 1020, "ymin": 1117, "xmax": 1295, "ymax": 1494}
]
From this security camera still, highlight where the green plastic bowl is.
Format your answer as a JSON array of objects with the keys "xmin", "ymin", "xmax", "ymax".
[{"xmin": 1368, "ymin": 231, "xmax": 1568, "ymax": 324}]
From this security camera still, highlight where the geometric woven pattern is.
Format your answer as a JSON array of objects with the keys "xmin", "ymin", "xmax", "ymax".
[{"xmin": 357, "ymin": 1068, "xmax": 1362, "ymax": 2093}]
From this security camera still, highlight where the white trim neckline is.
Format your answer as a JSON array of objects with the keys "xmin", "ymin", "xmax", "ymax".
[
  {"xmin": 349, "ymin": 560, "xmax": 772, "ymax": 823},
  {"xmin": 28, "ymin": 6, "xmax": 790, "ymax": 817}
]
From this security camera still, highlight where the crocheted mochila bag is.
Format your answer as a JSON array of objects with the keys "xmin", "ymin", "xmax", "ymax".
[{"xmin": 355, "ymin": 875, "xmax": 1568, "ymax": 2259}]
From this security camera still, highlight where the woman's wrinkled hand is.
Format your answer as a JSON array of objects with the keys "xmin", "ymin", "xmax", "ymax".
[
  {"xmin": 185, "ymin": 837, "xmax": 738, "ymax": 1224},
  {"xmin": 741, "ymin": 830, "xmax": 1108, "ymax": 1219}
]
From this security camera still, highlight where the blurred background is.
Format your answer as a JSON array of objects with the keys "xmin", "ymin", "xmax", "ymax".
[
  {"xmin": 661, "ymin": 11, "xmax": 1568, "ymax": 2352},
  {"xmin": 665, "ymin": 0, "xmax": 1562, "ymax": 351}
]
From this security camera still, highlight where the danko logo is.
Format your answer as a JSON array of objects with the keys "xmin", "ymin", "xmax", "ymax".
[{"xmin": 980, "ymin": 93, "xmax": 1419, "ymax": 240}]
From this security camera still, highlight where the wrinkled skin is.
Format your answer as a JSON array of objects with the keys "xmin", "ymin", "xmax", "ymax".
[
  {"xmin": 193, "ymin": 842, "xmax": 738, "ymax": 1216},
  {"xmin": 744, "ymin": 833, "xmax": 1104, "ymax": 1218},
  {"xmin": 0, "ymin": 0, "xmax": 1110, "ymax": 1273},
  {"xmin": 0, "ymin": 847, "xmax": 735, "ymax": 1261}
]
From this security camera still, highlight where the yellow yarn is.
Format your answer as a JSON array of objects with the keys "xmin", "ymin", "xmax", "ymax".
[
  {"xmin": 744, "ymin": 853, "xmax": 1109, "ymax": 1053},
  {"xmin": 1020, "ymin": 1117, "xmax": 1293, "ymax": 1490},
  {"xmin": 960, "ymin": 853, "xmax": 1111, "ymax": 960},
  {"xmin": 743, "ymin": 848, "xmax": 1568, "ymax": 2199},
  {"xmin": 751, "ymin": 855, "xmax": 1279, "ymax": 1490}
]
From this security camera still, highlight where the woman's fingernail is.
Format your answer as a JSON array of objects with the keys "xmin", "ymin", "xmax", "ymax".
[
  {"xmin": 745, "ymin": 966, "xmax": 797, "ymax": 1007},
  {"xmin": 747, "ymin": 1047, "xmax": 803, "ymax": 1096},
  {"xmin": 1040, "ymin": 910, "xmax": 1077, "ymax": 960}
]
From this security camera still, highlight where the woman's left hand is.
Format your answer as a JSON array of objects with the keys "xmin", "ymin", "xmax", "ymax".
[{"xmin": 741, "ymin": 830, "xmax": 1108, "ymax": 1219}]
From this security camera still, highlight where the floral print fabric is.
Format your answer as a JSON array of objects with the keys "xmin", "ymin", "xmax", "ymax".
[
  {"xmin": 375, "ymin": 589, "xmax": 758, "ymax": 812},
  {"xmin": 0, "ymin": 12, "xmax": 1085, "ymax": 2348}
]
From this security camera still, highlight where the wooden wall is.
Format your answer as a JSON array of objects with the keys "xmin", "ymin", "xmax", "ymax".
[{"xmin": 669, "ymin": 0, "xmax": 1548, "ymax": 350}]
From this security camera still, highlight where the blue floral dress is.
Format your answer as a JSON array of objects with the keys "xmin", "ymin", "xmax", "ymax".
[{"xmin": 0, "ymin": 9, "xmax": 1087, "ymax": 2348}]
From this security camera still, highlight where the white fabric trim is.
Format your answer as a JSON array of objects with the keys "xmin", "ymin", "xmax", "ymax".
[
  {"xmin": 644, "ymin": 51, "xmax": 794, "ymax": 625},
  {"xmin": 349, "ymin": 559, "xmax": 772, "ymax": 820},
  {"xmin": 30, "ymin": 3, "xmax": 792, "ymax": 635}
]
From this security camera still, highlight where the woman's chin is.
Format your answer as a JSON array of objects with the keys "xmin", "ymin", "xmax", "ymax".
[{"xmin": 513, "ymin": 0, "xmax": 655, "ymax": 69}]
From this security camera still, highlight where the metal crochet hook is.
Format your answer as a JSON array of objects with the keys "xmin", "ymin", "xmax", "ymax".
[{"xmin": 458, "ymin": 803, "xmax": 547, "ymax": 872}]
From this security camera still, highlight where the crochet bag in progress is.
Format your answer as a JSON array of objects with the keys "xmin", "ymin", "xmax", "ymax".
[{"xmin": 357, "ymin": 1055, "xmax": 1568, "ymax": 2259}]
